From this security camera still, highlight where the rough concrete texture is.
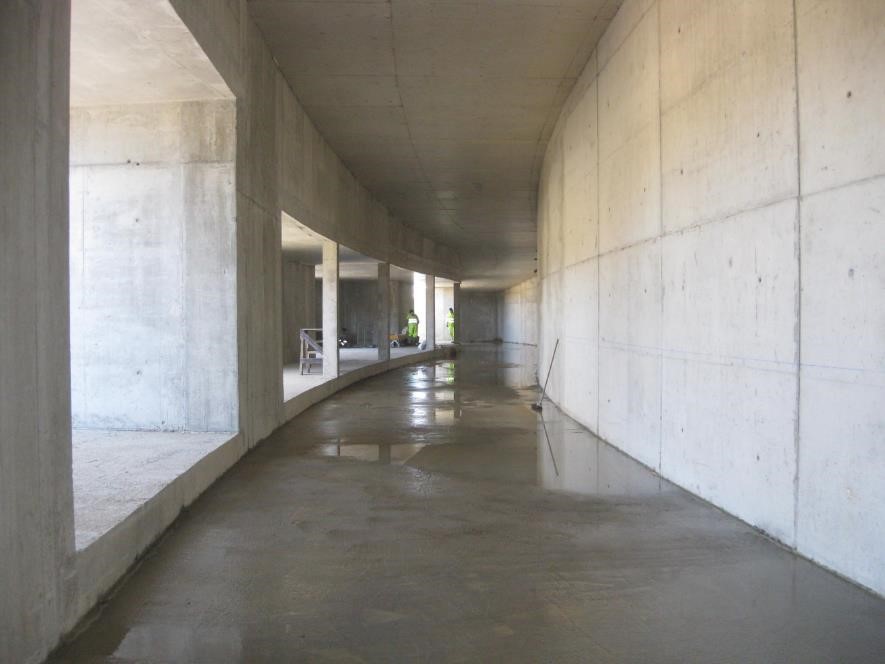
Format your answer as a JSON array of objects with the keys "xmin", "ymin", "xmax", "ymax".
[
  {"xmin": 389, "ymin": 278, "xmax": 415, "ymax": 338},
  {"xmin": 376, "ymin": 263, "xmax": 391, "ymax": 361},
  {"xmin": 339, "ymin": 280, "xmax": 386, "ymax": 348},
  {"xmin": 72, "ymin": 430, "xmax": 234, "ymax": 549},
  {"xmin": 69, "ymin": 100, "xmax": 238, "ymax": 432},
  {"xmin": 1, "ymin": 3, "xmax": 75, "ymax": 663},
  {"xmin": 497, "ymin": 277, "xmax": 538, "ymax": 346},
  {"xmin": 281, "ymin": 261, "xmax": 317, "ymax": 365},
  {"xmin": 507, "ymin": 0, "xmax": 885, "ymax": 595},
  {"xmin": 459, "ymin": 290, "xmax": 500, "ymax": 343},
  {"xmin": 52, "ymin": 347, "xmax": 885, "ymax": 663}
]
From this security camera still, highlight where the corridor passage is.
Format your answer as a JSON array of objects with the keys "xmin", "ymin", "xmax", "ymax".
[{"xmin": 54, "ymin": 346, "xmax": 885, "ymax": 663}]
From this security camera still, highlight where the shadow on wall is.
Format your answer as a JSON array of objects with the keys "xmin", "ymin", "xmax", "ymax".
[{"xmin": 460, "ymin": 290, "xmax": 500, "ymax": 343}]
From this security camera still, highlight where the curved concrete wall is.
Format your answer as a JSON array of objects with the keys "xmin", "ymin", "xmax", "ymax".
[
  {"xmin": 532, "ymin": 0, "xmax": 885, "ymax": 596},
  {"xmin": 168, "ymin": 0, "xmax": 462, "ymax": 448},
  {"xmin": 1, "ymin": 1, "xmax": 462, "ymax": 661}
]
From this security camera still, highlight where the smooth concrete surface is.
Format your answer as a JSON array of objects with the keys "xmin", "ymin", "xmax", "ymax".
[
  {"xmin": 497, "ymin": 277, "xmax": 538, "ymax": 346},
  {"xmin": 52, "ymin": 346, "xmax": 885, "ymax": 663},
  {"xmin": 69, "ymin": 100, "xmax": 238, "ymax": 432},
  {"xmin": 3, "ymin": 1, "xmax": 462, "ymax": 659},
  {"xmin": 1, "ymin": 2, "xmax": 75, "ymax": 662},
  {"xmin": 507, "ymin": 0, "xmax": 885, "ymax": 596},
  {"xmin": 247, "ymin": 1, "xmax": 623, "ymax": 287},
  {"xmin": 321, "ymin": 241, "xmax": 340, "ymax": 379},
  {"xmin": 166, "ymin": 0, "xmax": 460, "ymax": 452},
  {"xmin": 74, "ymin": 347, "xmax": 441, "ymax": 648},
  {"xmin": 71, "ymin": 0, "xmax": 231, "ymax": 107},
  {"xmin": 282, "ymin": 348, "xmax": 425, "ymax": 403}
]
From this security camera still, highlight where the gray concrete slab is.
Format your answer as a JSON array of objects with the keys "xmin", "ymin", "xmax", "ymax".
[
  {"xmin": 72, "ymin": 430, "xmax": 235, "ymax": 550},
  {"xmin": 52, "ymin": 346, "xmax": 885, "ymax": 663}
]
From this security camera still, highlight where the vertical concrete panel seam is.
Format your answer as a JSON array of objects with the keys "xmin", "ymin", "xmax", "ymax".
[
  {"xmin": 180, "ymin": 159, "xmax": 191, "ymax": 430},
  {"xmin": 656, "ymin": 0, "xmax": 664, "ymax": 473},
  {"xmin": 791, "ymin": 0, "xmax": 803, "ymax": 549},
  {"xmin": 595, "ymin": 48, "xmax": 602, "ymax": 435}
]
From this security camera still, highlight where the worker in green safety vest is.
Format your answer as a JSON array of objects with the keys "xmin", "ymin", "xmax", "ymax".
[
  {"xmin": 407, "ymin": 309, "xmax": 420, "ymax": 341},
  {"xmin": 446, "ymin": 307, "xmax": 455, "ymax": 340}
]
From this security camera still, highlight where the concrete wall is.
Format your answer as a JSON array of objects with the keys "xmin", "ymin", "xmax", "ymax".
[
  {"xmin": 69, "ymin": 101, "xmax": 238, "ymax": 432},
  {"xmin": 1, "ymin": 2, "xmax": 75, "ymax": 663},
  {"xmin": 460, "ymin": 291, "xmax": 499, "ymax": 343},
  {"xmin": 389, "ymin": 279, "xmax": 414, "ymax": 338},
  {"xmin": 1, "ymin": 1, "xmax": 463, "ymax": 661},
  {"xmin": 281, "ymin": 261, "xmax": 317, "ymax": 364},
  {"xmin": 167, "ymin": 0, "xmax": 461, "ymax": 446},
  {"xmin": 498, "ymin": 277, "xmax": 538, "ymax": 346},
  {"xmin": 340, "ymin": 280, "xmax": 378, "ymax": 347},
  {"xmin": 535, "ymin": 0, "xmax": 885, "ymax": 596}
]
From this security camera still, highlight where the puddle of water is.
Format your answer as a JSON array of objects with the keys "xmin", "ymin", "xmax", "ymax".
[{"xmin": 296, "ymin": 346, "xmax": 672, "ymax": 500}]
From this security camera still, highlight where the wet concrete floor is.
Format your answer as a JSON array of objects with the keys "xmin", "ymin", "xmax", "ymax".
[{"xmin": 53, "ymin": 345, "xmax": 885, "ymax": 662}]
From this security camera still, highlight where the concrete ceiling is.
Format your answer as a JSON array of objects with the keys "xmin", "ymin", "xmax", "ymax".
[
  {"xmin": 249, "ymin": 0, "xmax": 621, "ymax": 289},
  {"xmin": 71, "ymin": 0, "xmax": 232, "ymax": 107}
]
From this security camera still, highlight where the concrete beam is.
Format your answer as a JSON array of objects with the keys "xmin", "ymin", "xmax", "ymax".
[{"xmin": 322, "ymin": 240, "xmax": 339, "ymax": 378}]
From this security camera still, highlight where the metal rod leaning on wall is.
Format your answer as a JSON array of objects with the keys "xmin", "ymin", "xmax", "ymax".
[{"xmin": 532, "ymin": 338, "xmax": 559, "ymax": 412}]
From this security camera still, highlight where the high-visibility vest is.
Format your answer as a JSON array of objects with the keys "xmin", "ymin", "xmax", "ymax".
[
  {"xmin": 446, "ymin": 312, "xmax": 455, "ymax": 324},
  {"xmin": 408, "ymin": 315, "xmax": 419, "ymax": 325}
]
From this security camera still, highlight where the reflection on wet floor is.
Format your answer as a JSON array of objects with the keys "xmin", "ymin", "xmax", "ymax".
[
  {"xmin": 290, "ymin": 344, "xmax": 669, "ymax": 500},
  {"xmin": 53, "ymin": 343, "xmax": 885, "ymax": 664}
]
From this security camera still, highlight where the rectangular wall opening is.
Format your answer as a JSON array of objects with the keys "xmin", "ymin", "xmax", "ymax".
[
  {"xmin": 281, "ymin": 212, "xmax": 329, "ymax": 400},
  {"xmin": 69, "ymin": 0, "xmax": 238, "ymax": 550},
  {"xmin": 435, "ymin": 278, "xmax": 456, "ymax": 345}
]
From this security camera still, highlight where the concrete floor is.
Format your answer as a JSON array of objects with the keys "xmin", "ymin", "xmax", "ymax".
[
  {"xmin": 72, "ymin": 430, "xmax": 236, "ymax": 549},
  {"xmin": 55, "ymin": 345, "xmax": 885, "ymax": 663},
  {"xmin": 283, "ymin": 346, "xmax": 424, "ymax": 401}
]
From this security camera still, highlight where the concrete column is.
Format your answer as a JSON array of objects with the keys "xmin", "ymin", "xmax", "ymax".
[
  {"xmin": 0, "ymin": 2, "xmax": 75, "ymax": 662},
  {"xmin": 425, "ymin": 275, "xmax": 436, "ymax": 349},
  {"xmin": 453, "ymin": 281, "xmax": 462, "ymax": 344},
  {"xmin": 322, "ymin": 241, "xmax": 339, "ymax": 377},
  {"xmin": 377, "ymin": 262, "xmax": 390, "ymax": 362}
]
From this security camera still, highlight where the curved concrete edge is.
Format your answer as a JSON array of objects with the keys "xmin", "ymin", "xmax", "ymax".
[
  {"xmin": 283, "ymin": 348, "xmax": 446, "ymax": 420},
  {"xmin": 68, "ymin": 347, "xmax": 447, "ymax": 638}
]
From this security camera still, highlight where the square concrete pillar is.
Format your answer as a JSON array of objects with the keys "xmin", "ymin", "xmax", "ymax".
[
  {"xmin": 0, "ymin": 2, "xmax": 75, "ymax": 661},
  {"xmin": 425, "ymin": 275, "xmax": 436, "ymax": 349},
  {"xmin": 452, "ymin": 281, "xmax": 462, "ymax": 344},
  {"xmin": 322, "ymin": 240, "xmax": 339, "ymax": 377},
  {"xmin": 377, "ymin": 262, "xmax": 390, "ymax": 362}
]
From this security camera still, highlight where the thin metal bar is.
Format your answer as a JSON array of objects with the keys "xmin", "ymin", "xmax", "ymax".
[{"xmin": 536, "ymin": 338, "xmax": 559, "ymax": 408}]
